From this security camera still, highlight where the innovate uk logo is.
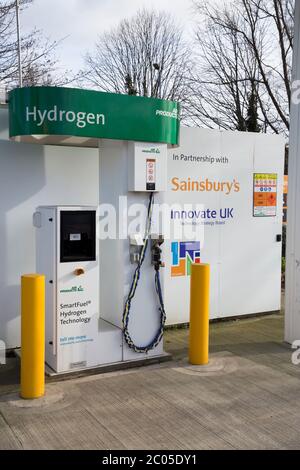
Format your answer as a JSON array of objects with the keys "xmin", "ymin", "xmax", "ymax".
[{"xmin": 171, "ymin": 241, "xmax": 201, "ymax": 277}]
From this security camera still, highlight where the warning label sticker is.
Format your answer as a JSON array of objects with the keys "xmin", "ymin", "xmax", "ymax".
[
  {"xmin": 146, "ymin": 158, "xmax": 156, "ymax": 191},
  {"xmin": 253, "ymin": 173, "xmax": 277, "ymax": 217}
]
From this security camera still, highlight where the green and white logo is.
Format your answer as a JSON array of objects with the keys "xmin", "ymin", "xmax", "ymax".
[
  {"xmin": 156, "ymin": 107, "xmax": 179, "ymax": 120},
  {"xmin": 60, "ymin": 285, "xmax": 84, "ymax": 294},
  {"xmin": 142, "ymin": 147, "xmax": 161, "ymax": 154}
]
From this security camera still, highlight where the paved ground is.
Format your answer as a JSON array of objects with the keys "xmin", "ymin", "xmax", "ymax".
[{"xmin": 0, "ymin": 311, "xmax": 300, "ymax": 450}]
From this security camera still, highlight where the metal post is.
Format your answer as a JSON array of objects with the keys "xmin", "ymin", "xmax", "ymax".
[
  {"xmin": 189, "ymin": 264, "xmax": 210, "ymax": 365},
  {"xmin": 21, "ymin": 274, "xmax": 45, "ymax": 399},
  {"xmin": 15, "ymin": 0, "xmax": 23, "ymax": 88},
  {"xmin": 285, "ymin": 1, "xmax": 300, "ymax": 344}
]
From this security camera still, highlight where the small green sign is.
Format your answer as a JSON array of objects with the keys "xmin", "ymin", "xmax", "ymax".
[
  {"xmin": 9, "ymin": 87, "xmax": 180, "ymax": 146},
  {"xmin": 60, "ymin": 286, "xmax": 84, "ymax": 293}
]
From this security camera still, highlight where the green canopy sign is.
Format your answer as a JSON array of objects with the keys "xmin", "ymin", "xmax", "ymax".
[{"xmin": 9, "ymin": 87, "xmax": 180, "ymax": 147}]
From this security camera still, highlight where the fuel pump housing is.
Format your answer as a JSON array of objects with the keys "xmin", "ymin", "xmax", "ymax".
[
  {"xmin": 34, "ymin": 141, "xmax": 169, "ymax": 373},
  {"xmin": 33, "ymin": 206, "xmax": 104, "ymax": 372}
]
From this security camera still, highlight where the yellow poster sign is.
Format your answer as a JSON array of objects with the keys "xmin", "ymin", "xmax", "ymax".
[{"xmin": 253, "ymin": 173, "xmax": 277, "ymax": 217}]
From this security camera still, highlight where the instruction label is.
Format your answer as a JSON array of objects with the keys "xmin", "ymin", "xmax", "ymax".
[
  {"xmin": 146, "ymin": 158, "xmax": 156, "ymax": 191},
  {"xmin": 253, "ymin": 173, "xmax": 277, "ymax": 217}
]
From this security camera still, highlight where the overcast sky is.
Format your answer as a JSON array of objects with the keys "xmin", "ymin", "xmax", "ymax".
[{"xmin": 21, "ymin": 0, "xmax": 204, "ymax": 73}]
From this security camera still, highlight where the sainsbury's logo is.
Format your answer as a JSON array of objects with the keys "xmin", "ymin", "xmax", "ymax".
[{"xmin": 171, "ymin": 177, "xmax": 240, "ymax": 195}]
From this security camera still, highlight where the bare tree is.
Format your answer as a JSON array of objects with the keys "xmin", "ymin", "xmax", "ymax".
[
  {"xmin": 83, "ymin": 9, "xmax": 192, "ymax": 110},
  {"xmin": 191, "ymin": 0, "xmax": 294, "ymax": 134},
  {"xmin": 0, "ymin": 0, "xmax": 72, "ymax": 89}
]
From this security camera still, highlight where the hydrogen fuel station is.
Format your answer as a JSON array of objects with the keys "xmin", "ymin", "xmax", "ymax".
[
  {"xmin": 9, "ymin": 86, "xmax": 179, "ymax": 373},
  {"xmin": 0, "ymin": 83, "xmax": 285, "ymax": 375}
]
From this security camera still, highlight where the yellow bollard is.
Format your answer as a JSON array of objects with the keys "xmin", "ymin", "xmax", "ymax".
[
  {"xmin": 21, "ymin": 274, "xmax": 45, "ymax": 399},
  {"xmin": 189, "ymin": 264, "xmax": 210, "ymax": 365}
]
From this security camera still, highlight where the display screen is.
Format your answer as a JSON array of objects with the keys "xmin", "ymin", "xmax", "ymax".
[{"xmin": 60, "ymin": 210, "xmax": 96, "ymax": 263}]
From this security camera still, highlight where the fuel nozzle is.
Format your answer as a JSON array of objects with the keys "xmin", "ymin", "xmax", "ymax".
[{"xmin": 151, "ymin": 235, "xmax": 165, "ymax": 271}]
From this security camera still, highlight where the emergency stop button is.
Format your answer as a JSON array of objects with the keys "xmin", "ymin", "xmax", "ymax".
[{"xmin": 74, "ymin": 268, "xmax": 85, "ymax": 276}]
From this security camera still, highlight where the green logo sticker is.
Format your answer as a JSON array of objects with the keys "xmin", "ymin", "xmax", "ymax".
[{"xmin": 60, "ymin": 286, "xmax": 84, "ymax": 294}]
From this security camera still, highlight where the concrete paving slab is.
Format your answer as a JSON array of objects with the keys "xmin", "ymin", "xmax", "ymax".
[
  {"xmin": 0, "ymin": 414, "xmax": 22, "ymax": 450},
  {"xmin": 0, "ymin": 313, "xmax": 300, "ymax": 450}
]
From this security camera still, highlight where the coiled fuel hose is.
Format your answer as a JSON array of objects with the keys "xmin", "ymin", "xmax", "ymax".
[{"xmin": 122, "ymin": 192, "xmax": 166, "ymax": 353}]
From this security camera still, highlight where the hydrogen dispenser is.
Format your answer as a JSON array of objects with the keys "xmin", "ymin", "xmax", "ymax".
[
  {"xmin": 33, "ymin": 206, "xmax": 103, "ymax": 372},
  {"xmin": 99, "ymin": 140, "xmax": 168, "ymax": 363},
  {"xmin": 8, "ymin": 85, "xmax": 179, "ymax": 374},
  {"xmin": 34, "ymin": 142, "xmax": 168, "ymax": 373}
]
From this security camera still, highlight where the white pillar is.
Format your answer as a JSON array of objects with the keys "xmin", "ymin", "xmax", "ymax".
[{"xmin": 285, "ymin": 1, "xmax": 300, "ymax": 343}]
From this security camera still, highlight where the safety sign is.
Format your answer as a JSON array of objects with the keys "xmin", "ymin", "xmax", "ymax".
[{"xmin": 253, "ymin": 173, "xmax": 278, "ymax": 217}]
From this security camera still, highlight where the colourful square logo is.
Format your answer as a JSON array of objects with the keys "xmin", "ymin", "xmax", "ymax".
[{"xmin": 171, "ymin": 241, "xmax": 201, "ymax": 277}]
